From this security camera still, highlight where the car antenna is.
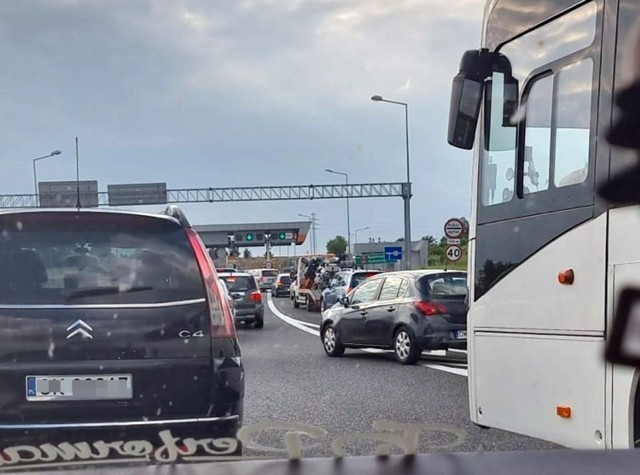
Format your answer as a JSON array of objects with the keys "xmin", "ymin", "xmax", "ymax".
[{"xmin": 75, "ymin": 137, "xmax": 82, "ymax": 209}]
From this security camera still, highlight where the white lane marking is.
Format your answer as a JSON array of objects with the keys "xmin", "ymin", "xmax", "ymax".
[
  {"xmin": 267, "ymin": 295, "xmax": 319, "ymax": 337},
  {"xmin": 299, "ymin": 321, "xmax": 321, "ymax": 329},
  {"xmin": 268, "ymin": 295, "xmax": 468, "ymax": 377},
  {"xmin": 421, "ymin": 363, "xmax": 468, "ymax": 377}
]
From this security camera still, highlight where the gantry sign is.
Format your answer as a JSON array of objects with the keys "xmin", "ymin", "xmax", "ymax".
[
  {"xmin": 194, "ymin": 222, "xmax": 311, "ymax": 248},
  {"xmin": 0, "ymin": 182, "xmax": 407, "ymax": 208}
]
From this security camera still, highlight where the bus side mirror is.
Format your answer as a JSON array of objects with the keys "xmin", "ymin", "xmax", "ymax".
[
  {"xmin": 448, "ymin": 49, "xmax": 518, "ymax": 151},
  {"xmin": 448, "ymin": 69, "xmax": 484, "ymax": 150}
]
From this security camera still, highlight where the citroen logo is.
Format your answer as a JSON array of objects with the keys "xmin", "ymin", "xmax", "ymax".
[{"xmin": 66, "ymin": 319, "xmax": 93, "ymax": 340}]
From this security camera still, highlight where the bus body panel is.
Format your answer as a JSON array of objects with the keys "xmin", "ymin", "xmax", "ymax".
[
  {"xmin": 472, "ymin": 332, "xmax": 606, "ymax": 448},
  {"xmin": 608, "ymin": 208, "xmax": 640, "ymax": 448},
  {"xmin": 471, "ymin": 214, "xmax": 606, "ymax": 334}
]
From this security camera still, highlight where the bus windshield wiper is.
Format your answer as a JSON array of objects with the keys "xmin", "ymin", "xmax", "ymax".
[{"xmin": 65, "ymin": 286, "xmax": 153, "ymax": 301}]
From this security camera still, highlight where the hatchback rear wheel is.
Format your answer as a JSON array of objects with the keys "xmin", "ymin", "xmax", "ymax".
[
  {"xmin": 394, "ymin": 327, "xmax": 419, "ymax": 365},
  {"xmin": 322, "ymin": 325, "xmax": 344, "ymax": 357}
]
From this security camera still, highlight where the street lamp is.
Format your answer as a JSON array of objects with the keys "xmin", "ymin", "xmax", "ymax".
[
  {"xmin": 325, "ymin": 168, "xmax": 351, "ymax": 255},
  {"xmin": 354, "ymin": 226, "xmax": 370, "ymax": 245},
  {"xmin": 371, "ymin": 94, "xmax": 412, "ymax": 270},
  {"xmin": 33, "ymin": 150, "xmax": 62, "ymax": 206},
  {"xmin": 298, "ymin": 213, "xmax": 317, "ymax": 254}
]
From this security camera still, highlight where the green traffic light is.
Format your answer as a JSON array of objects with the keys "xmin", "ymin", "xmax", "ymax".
[{"xmin": 246, "ymin": 233, "xmax": 254, "ymax": 241}]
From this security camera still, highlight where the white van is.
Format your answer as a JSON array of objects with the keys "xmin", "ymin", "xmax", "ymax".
[{"xmin": 248, "ymin": 268, "xmax": 279, "ymax": 291}]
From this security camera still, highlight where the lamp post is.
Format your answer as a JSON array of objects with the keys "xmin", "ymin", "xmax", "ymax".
[
  {"xmin": 325, "ymin": 168, "xmax": 351, "ymax": 256},
  {"xmin": 354, "ymin": 226, "xmax": 370, "ymax": 246},
  {"xmin": 298, "ymin": 213, "xmax": 317, "ymax": 254},
  {"xmin": 371, "ymin": 95, "xmax": 412, "ymax": 269},
  {"xmin": 33, "ymin": 150, "xmax": 62, "ymax": 207}
]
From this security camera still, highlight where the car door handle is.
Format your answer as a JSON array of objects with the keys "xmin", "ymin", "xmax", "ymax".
[
  {"xmin": 360, "ymin": 310, "xmax": 368, "ymax": 316},
  {"xmin": 386, "ymin": 306, "xmax": 395, "ymax": 312}
]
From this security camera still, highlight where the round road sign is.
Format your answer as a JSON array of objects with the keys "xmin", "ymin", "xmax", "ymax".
[
  {"xmin": 444, "ymin": 218, "xmax": 464, "ymax": 239},
  {"xmin": 445, "ymin": 245, "xmax": 462, "ymax": 262}
]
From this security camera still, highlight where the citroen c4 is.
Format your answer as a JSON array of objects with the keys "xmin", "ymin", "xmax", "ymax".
[{"xmin": 0, "ymin": 206, "xmax": 244, "ymax": 447}]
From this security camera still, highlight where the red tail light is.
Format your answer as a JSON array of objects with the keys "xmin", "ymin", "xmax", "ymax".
[
  {"xmin": 249, "ymin": 291, "xmax": 262, "ymax": 302},
  {"xmin": 185, "ymin": 229, "xmax": 236, "ymax": 338},
  {"xmin": 259, "ymin": 277, "xmax": 264, "ymax": 283},
  {"xmin": 415, "ymin": 300, "xmax": 448, "ymax": 317}
]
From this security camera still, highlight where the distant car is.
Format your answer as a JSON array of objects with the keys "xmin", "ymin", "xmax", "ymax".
[
  {"xmin": 218, "ymin": 272, "xmax": 264, "ymax": 328},
  {"xmin": 0, "ymin": 206, "xmax": 243, "ymax": 447},
  {"xmin": 218, "ymin": 278, "xmax": 237, "ymax": 318},
  {"xmin": 321, "ymin": 270, "xmax": 383, "ymax": 311},
  {"xmin": 271, "ymin": 273, "xmax": 291, "ymax": 297},
  {"xmin": 249, "ymin": 269, "xmax": 279, "ymax": 291},
  {"xmin": 320, "ymin": 270, "xmax": 468, "ymax": 364}
]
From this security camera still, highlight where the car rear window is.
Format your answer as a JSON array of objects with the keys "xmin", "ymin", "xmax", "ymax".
[
  {"xmin": 350, "ymin": 271, "xmax": 381, "ymax": 288},
  {"xmin": 416, "ymin": 273, "xmax": 468, "ymax": 299},
  {"xmin": 0, "ymin": 212, "xmax": 205, "ymax": 305},
  {"xmin": 219, "ymin": 275, "xmax": 257, "ymax": 292},
  {"xmin": 262, "ymin": 270, "xmax": 279, "ymax": 277},
  {"xmin": 279, "ymin": 275, "xmax": 291, "ymax": 284}
]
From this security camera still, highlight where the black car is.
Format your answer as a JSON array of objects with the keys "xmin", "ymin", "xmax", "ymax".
[
  {"xmin": 320, "ymin": 270, "xmax": 467, "ymax": 364},
  {"xmin": 271, "ymin": 273, "xmax": 291, "ymax": 297},
  {"xmin": 0, "ymin": 207, "xmax": 244, "ymax": 448}
]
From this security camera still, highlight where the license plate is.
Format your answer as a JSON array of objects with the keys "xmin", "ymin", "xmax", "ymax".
[
  {"xmin": 26, "ymin": 374, "xmax": 132, "ymax": 401},
  {"xmin": 455, "ymin": 330, "xmax": 467, "ymax": 339}
]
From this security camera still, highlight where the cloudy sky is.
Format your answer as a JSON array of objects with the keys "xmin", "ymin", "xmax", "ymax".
[{"xmin": 0, "ymin": 0, "xmax": 483, "ymax": 253}]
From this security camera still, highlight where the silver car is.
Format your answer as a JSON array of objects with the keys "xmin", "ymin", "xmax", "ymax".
[{"xmin": 218, "ymin": 272, "xmax": 265, "ymax": 328}]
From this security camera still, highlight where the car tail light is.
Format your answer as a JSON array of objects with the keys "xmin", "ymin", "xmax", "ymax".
[
  {"xmin": 259, "ymin": 277, "xmax": 264, "ymax": 283},
  {"xmin": 415, "ymin": 300, "xmax": 448, "ymax": 317},
  {"xmin": 185, "ymin": 229, "xmax": 236, "ymax": 338},
  {"xmin": 249, "ymin": 291, "xmax": 262, "ymax": 302}
]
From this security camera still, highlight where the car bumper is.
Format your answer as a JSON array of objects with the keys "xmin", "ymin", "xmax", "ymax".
[
  {"xmin": 415, "ymin": 316, "xmax": 466, "ymax": 350},
  {"xmin": 0, "ymin": 411, "xmax": 242, "ymax": 448},
  {"xmin": 234, "ymin": 304, "xmax": 264, "ymax": 318}
]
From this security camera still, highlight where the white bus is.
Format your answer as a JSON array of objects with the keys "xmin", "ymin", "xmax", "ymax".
[{"xmin": 447, "ymin": 0, "xmax": 640, "ymax": 449}]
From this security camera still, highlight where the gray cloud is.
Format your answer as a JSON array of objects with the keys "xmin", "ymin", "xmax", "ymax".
[{"xmin": 0, "ymin": 0, "xmax": 482, "ymax": 248}]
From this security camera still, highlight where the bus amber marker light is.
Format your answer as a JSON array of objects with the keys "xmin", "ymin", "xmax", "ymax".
[
  {"xmin": 558, "ymin": 269, "xmax": 574, "ymax": 285},
  {"xmin": 556, "ymin": 406, "xmax": 572, "ymax": 418}
]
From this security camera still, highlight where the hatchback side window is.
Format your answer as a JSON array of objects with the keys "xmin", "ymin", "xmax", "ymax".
[
  {"xmin": 378, "ymin": 277, "xmax": 403, "ymax": 301},
  {"xmin": 350, "ymin": 279, "xmax": 380, "ymax": 305}
]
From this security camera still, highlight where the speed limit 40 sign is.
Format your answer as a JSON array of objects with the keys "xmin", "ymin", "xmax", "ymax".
[{"xmin": 445, "ymin": 245, "xmax": 462, "ymax": 262}]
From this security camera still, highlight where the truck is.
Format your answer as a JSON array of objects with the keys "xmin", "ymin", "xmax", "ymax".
[{"xmin": 292, "ymin": 255, "xmax": 340, "ymax": 312}]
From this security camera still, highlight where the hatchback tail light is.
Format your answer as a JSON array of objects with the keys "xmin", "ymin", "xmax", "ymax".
[
  {"xmin": 249, "ymin": 291, "xmax": 262, "ymax": 302},
  {"xmin": 185, "ymin": 229, "xmax": 236, "ymax": 338},
  {"xmin": 415, "ymin": 300, "xmax": 448, "ymax": 317}
]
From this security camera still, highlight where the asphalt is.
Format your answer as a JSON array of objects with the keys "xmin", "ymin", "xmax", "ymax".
[{"xmin": 236, "ymin": 292, "xmax": 558, "ymax": 459}]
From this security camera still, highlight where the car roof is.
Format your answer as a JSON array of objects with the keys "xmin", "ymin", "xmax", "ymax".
[
  {"xmin": 0, "ymin": 207, "xmax": 184, "ymax": 226},
  {"xmin": 379, "ymin": 269, "xmax": 467, "ymax": 279},
  {"xmin": 218, "ymin": 272, "xmax": 253, "ymax": 277}
]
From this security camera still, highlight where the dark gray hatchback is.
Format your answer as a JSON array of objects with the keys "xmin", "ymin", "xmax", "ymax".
[
  {"xmin": 0, "ymin": 207, "xmax": 244, "ymax": 448},
  {"xmin": 320, "ymin": 270, "xmax": 467, "ymax": 365}
]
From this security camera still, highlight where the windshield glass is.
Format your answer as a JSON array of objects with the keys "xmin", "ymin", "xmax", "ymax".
[
  {"xmin": 5, "ymin": 0, "xmax": 625, "ymax": 471},
  {"xmin": 219, "ymin": 275, "xmax": 257, "ymax": 292}
]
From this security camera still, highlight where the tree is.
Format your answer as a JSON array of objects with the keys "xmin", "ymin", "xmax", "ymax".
[
  {"xmin": 421, "ymin": 235, "xmax": 436, "ymax": 246},
  {"xmin": 326, "ymin": 235, "xmax": 348, "ymax": 255},
  {"xmin": 459, "ymin": 217, "xmax": 470, "ymax": 237},
  {"xmin": 242, "ymin": 248, "xmax": 252, "ymax": 259},
  {"xmin": 396, "ymin": 237, "xmax": 405, "ymax": 242}
]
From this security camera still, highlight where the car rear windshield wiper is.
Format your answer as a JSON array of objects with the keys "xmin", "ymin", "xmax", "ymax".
[{"xmin": 65, "ymin": 286, "xmax": 153, "ymax": 301}]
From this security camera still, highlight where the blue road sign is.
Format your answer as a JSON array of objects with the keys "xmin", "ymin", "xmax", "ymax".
[{"xmin": 384, "ymin": 246, "xmax": 403, "ymax": 262}]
